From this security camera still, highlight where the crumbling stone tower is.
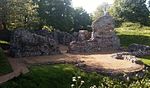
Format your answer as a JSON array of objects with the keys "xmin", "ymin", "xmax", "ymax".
[{"xmin": 68, "ymin": 13, "xmax": 120, "ymax": 53}]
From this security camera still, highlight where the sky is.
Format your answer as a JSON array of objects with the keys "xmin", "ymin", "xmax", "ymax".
[{"xmin": 72, "ymin": 0, "xmax": 114, "ymax": 13}]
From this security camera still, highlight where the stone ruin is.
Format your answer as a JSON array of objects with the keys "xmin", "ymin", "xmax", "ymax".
[
  {"xmin": 10, "ymin": 29, "xmax": 61, "ymax": 57},
  {"xmin": 68, "ymin": 13, "xmax": 120, "ymax": 53},
  {"xmin": 35, "ymin": 30, "xmax": 76, "ymax": 45},
  {"xmin": 128, "ymin": 43, "xmax": 150, "ymax": 57},
  {"xmin": 112, "ymin": 52, "xmax": 144, "ymax": 65},
  {"xmin": 77, "ymin": 30, "xmax": 91, "ymax": 41}
]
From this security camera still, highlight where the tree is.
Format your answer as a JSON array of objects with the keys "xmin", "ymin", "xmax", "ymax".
[
  {"xmin": 110, "ymin": 0, "xmax": 149, "ymax": 25},
  {"xmin": 34, "ymin": 0, "xmax": 74, "ymax": 32},
  {"xmin": 8, "ymin": 0, "xmax": 39, "ymax": 29},
  {"xmin": 93, "ymin": 2, "xmax": 111, "ymax": 20},
  {"xmin": 0, "ymin": 0, "xmax": 9, "ymax": 30},
  {"xmin": 73, "ymin": 7, "xmax": 92, "ymax": 32},
  {"xmin": 0, "ymin": 0, "xmax": 39, "ymax": 30}
]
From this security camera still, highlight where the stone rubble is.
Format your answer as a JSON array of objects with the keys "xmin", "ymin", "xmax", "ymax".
[
  {"xmin": 68, "ymin": 13, "xmax": 120, "ymax": 53},
  {"xmin": 78, "ymin": 30, "xmax": 91, "ymax": 41},
  {"xmin": 112, "ymin": 52, "xmax": 143, "ymax": 65},
  {"xmin": 128, "ymin": 43, "xmax": 150, "ymax": 57},
  {"xmin": 10, "ymin": 29, "xmax": 61, "ymax": 57}
]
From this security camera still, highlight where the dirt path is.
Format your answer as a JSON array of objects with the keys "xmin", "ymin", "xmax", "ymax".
[
  {"xmin": 23, "ymin": 45, "xmax": 144, "ymax": 73},
  {"xmin": 0, "ymin": 58, "xmax": 29, "ymax": 84}
]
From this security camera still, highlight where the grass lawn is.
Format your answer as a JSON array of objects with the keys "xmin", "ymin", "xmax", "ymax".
[
  {"xmin": 0, "ymin": 48, "xmax": 12, "ymax": 75},
  {"xmin": 116, "ymin": 27, "xmax": 150, "ymax": 47},
  {"xmin": 140, "ymin": 56, "xmax": 150, "ymax": 66},
  {"xmin": 0, "ymin": 40, "xmax": 9, "ymax": 44},
  {"xmin": 0, "ymin": 64, "xmax": 115, "ymax": 88},
  {"xmin": 116, "ymin": 22, "xmax": 150, "ymax": 65},
  {"xmin": 1, "ymin": 64, "xmax": 150, "ymax": 88}
]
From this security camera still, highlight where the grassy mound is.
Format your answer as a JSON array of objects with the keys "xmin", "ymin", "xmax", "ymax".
[
  {"xmin": 1, "ymin": 64, "xmax": 150, "ymax": 88},
  {"xmin": 0, "ymin": 48, "xmax": 12, "ymax": 75}
]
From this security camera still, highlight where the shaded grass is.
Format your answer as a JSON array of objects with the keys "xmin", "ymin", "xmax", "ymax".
[
  {"xmin": 1, "ymin": 64, "xmax": 150, "ymax": 88},
  {"xmin": 0, "ymin": 64, "xmax": 126, "ymax": 88},
  {"xmin": 0, "ymin": 48, "xmax": 12, "ymax": 75},
  {"xmin": 117, "ymin": 35, "xmax": 150, "ymax": 47},
  {"xmin": 116, "ymin": 28, "xmax": 150, "ymax": 47}
]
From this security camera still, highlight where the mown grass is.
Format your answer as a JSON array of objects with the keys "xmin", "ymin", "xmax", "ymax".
[
  {"xmin": 140, "ymin": 56, "xmax": 150, "ymax": 66},
  {"xmin": 0, "ymin": 64, "xmax": 113, "ymax": 88},
  {"xmin": 116, "ymin": 26, "xmax": 150, "ymax": 47},
  {"xmin": 0, "ymin": 40, "xmax": 9, "ymax": 44},
  {"xmin": 1, "ymin": 64, "xmax": 150, "ymax": 88},
  {"xmin": 116, "ymin": 22, "xmax": 150, "ymax": 65},
  {"xmin": 0, "ymin": 48, "xmax": 12, "ymax": 75}
]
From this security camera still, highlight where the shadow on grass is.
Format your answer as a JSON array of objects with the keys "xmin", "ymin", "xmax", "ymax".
[
  {"xmin": 0, "ymin": 49, "xmax": 12, "ymax": 76},
  {"xmin": 118, "ymin": 34, "xmax": 150, "ymax": 47}
]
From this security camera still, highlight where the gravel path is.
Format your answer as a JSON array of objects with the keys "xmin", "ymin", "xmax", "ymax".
[{"xmin": 0, "ymin": 58, "xmax": 29, "ymax": 84}]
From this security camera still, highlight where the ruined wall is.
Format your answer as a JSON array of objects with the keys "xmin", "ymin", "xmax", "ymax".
[
  {"xmin": 35, "ymin": 30, "xmax": 76, "ymax": 45},
  {"xmin": 10, "ymin": 29, "xmax": 61, "ymax": 57},
  {"xmin": 68, "ymin": 13, "xmax": 120, "ymax": 53}
]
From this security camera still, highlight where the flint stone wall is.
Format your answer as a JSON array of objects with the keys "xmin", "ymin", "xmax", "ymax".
[
  {"xmin": 68, "ymin": 13, "xmax": 120, "ymax": 53},
  {"xmin": 78, "ymin": 30, "xmax": 91, "ymax": 41},
  {"xmin": 128, "ymin": 43, "xmax": 150, "ymax": 57},
  {"xmin": 35, "ymin": 30, "xmax": 76, "ymax": 45},
  {"xmin": 10, "ymin": 29, "xmax": 61, "ymax": 57}
]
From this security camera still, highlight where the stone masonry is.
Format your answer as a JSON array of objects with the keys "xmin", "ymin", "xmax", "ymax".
[
  {"xmin": 10, "ymin": 29, "xmax": 61, "ymax": 57},
  {"xmin": 68, "ymin": 13, "xmax": 120, "ymax": 53}
]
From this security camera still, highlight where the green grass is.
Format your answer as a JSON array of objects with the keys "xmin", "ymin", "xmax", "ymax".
[
  {"xmin": 140, "ymin": 56, "xmax": 150, "ymax": 66},
  {"xmin": 0, "ymin": 40, "xmax": 9, "ymax": 44},
  {"xmin": 1, "ymin": 64, "xmax": 150, "ymax": 88},
  {"xmin": 116, "ymin": 22, "xmax": 150, "ymax": 65},
  {"xmin": 1, "ymin": 64, "xmax": 116, "ymax": 88},
  {"xmin": 0, "ymin": 48, "xmax": 12, "ymax": 75},
  {"xmin": 116, "ymin": 27, "xmax": 150, "ymax": 47}
]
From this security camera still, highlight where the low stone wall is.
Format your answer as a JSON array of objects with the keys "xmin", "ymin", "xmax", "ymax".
[
  {"xmin": 113, "ymin": 52, "xmax": 144, "ymax": 65},
  {"xmin": 128, "ymin": 43, "xmax": 150, "ymax": 57}
]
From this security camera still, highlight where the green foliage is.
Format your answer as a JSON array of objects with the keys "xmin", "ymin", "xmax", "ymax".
[
  {"xmin": 93, "ymin": 2, "xmax": 110, "ymax": 20},
  {"xmin": 42, "ymin": 25, "xmax": 54, "ymax": 32},
  {"xmin": 1, "ymin": 64, "xmax": 150, "ymax": 88},
  {"xmin": 73, "ymin": 7, "xmax": 92, "ymax": 32},
  {"xmin": 0, "ymin": 48, "xmax": 12, "ymax": 75},
  {"xmin": 110, "ymin": 0, "xmax": 150, "ymax": 26},
  {"xmin": 33, "ymin": 0, "xmax": 74, "ymax": 32},
  {"xmin": 0, "ymin": 0, "xmax": 39, "ymax": 30},
  {"xmin": 33, "ymin": 0, "xmax": 92, "ymax": 32}
]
